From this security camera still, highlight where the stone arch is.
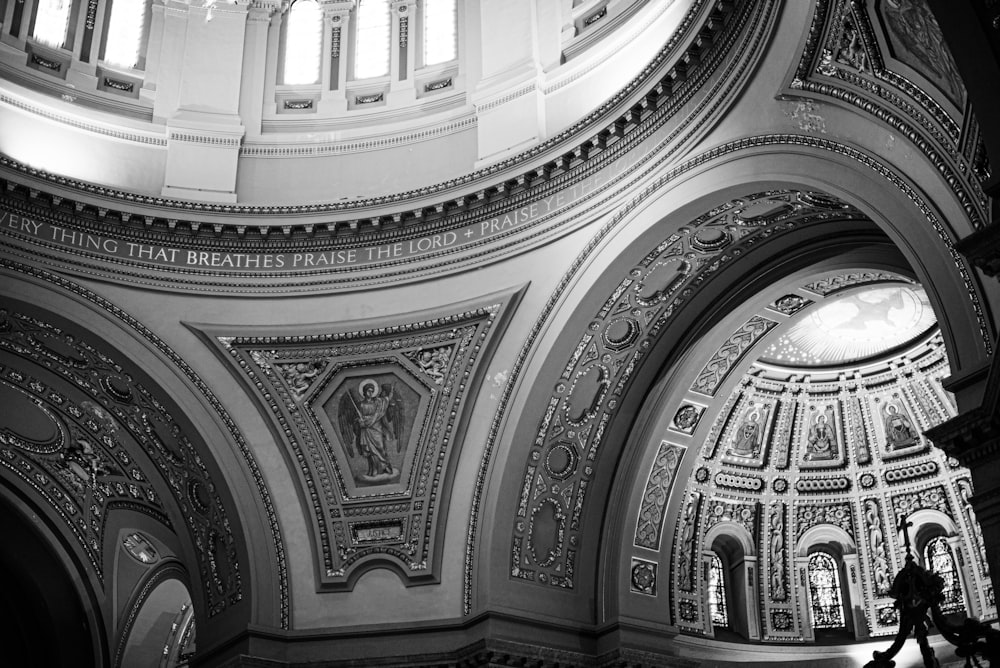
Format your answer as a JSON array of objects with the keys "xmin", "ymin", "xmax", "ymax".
[
  {"xmin": 484, "ymin": 135, "xmax": 995, "ymax": 630},
  {"xmin": 0, "ymin": 484, "xmax": 105, "ymax": 667},
  {"xmin": 0, "ymin": 268, "xmax": 282, "ymax": 652},
  {"xmin": 704, "ymin": 523, "xmax": 760, "ymax": 640}
]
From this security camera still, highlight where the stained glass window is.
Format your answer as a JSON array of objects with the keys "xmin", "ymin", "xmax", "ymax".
[
  {"xmin": 925, "ymin": 537, "xmax": 965, "ymax": 614},
  {"xmin": 283, "ymin": 0, "xmax": 323, "ymax": 85},
  {"xmin": 104, "ymin": 0, "xmax": 147, "ymax": 69},
  {"xmin": 708, "ymin": 553, "xmax": 729, "ymax": 626},
  {"xmin": 354, "ymin": 0, "xmax": 390, "ymax": 79},
  {"xmin": 423, "ymin": 0, "xmax": 456, "ymax": 66},
  {"xmin": 807, "ymin": 552, "xmax": 845, "ymax": 629},
  {"xmin": 32, "ymin": 0, "xmax": 72, "ymax": 48}
]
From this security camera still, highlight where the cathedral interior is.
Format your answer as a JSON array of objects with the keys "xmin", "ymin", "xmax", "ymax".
[{"xmin": 2, "ymin": 0, "xmax": 1000, "ymax": 666}]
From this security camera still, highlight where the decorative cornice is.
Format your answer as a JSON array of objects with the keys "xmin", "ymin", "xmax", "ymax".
[{"xmin": 0, "ymin": 0, "xmax": 726, "ymax": 230}]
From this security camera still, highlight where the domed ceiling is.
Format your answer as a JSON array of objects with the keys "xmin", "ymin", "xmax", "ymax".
[
  {"xmin": 649, "ymin": 275, "xmax": 994, "ymax": 643},
  {"xmin": 758, "ymin": 285, "xmax": 936, "ymax": 367}
]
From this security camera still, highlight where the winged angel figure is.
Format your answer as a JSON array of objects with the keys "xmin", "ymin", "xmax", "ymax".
[{"xmin": 337, "ymin": 379, "xmax": 404, "ymax": 481}]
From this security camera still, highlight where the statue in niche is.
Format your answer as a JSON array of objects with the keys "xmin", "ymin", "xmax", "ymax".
[
  {"xmin": 337, "ymin": 379, "xmax": 404, "ymax": 481},
  {"xmin": 770, "ymin": 508, "xmax": 786, "ymax": 600},
  {"xmin": 731, "ymin": 406, "xmax": 765, "ymax": 457},
  {"xmin": 677, "ymin": 497, "xmax": 697, "ymax": 592},
  {"xmin": 883, "ymin": 402, "xmax": 918, "ymax": 451},
  {"xmin": 804, "ymin": 407, "xmax": 837, "ymax": 461},
  {"xmin": 865, "ymin": 499, "xmax": 892, "ymax": 594}
]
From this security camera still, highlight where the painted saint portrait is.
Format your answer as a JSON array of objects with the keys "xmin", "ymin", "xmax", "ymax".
[
  {"xmin": 882, "ymin": 401, "xmax": 918, "ymax": 451},
  {"xmin": 729, "ymin": 405, "xmax": 769, "ymax": 458},
  {"xmin": 329, "ymin": 374, "xmax": 418, "ymax": 486},
  {"xmin": 804, "ymin": 406, "xmax": 837, "ymax": 462}
]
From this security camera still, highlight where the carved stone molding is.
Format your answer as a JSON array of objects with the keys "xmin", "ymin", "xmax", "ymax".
[{"xmin": 206, "ymin": 288, "xmax": 523, "ymax": 588}]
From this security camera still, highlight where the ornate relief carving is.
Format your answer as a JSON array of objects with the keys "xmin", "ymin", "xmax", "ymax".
[
  {"xmin": 630, "ymin": 557, "xmax": 656, "ymax": 595},
  {"xmin": 890, "ymin": 485, "xmax": 951, "ymax": 523},
  {"xmin": 670, "ymin": 403, "xmax": 703, "ymax": 434},
  {"xmin": 634, "ymin": 441, "xmax": 685, "ymax": 549},
  {"xmin": 0, "ymin": 259, "xmax": 287, "ymax": 627},
  {"xmin": 704, "ymin": 498, "xmax": 758, "ymax": 538},
  {"xmin": 768, "ymin": 294, "xmax": 812, "ymax": 316},
  {"xmin": 802, "ymin": 271, "xmax": 908, "ymax": 296},
  {"xmin": 863, "ymin": 498, "xmax": 892, "ymax": 595},
  {"xmin": 216, "ymin": 293, "xmax": 516, "ymax": 588},
  {"xmin": 795, "ymin": 502, "xmax": 854, "ymax": 541},
  {"xmin": 768, "ymin": 503, "xmax": 788, "ymax": 601},
  {"xmin": 675, "ymin": 492, "xmax": 701, "ymax": 592}
]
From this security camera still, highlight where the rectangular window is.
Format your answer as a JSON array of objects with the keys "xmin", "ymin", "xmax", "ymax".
[
  {"xmin": 103, "ymin": 0, "xmax": 147, "ymax": 69},
  {"xmin": 422, "ymin": 0, "xmax": 456, "ymax": 66},
  {"xmin": 355, "ymin": 0, "xmax": 390, "ymax": 79},
  {"xmin": 33, "ymin": 0, "xmax": 72, "ymax": 48}
]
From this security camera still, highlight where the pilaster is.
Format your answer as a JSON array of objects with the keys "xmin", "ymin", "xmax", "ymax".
[
  {"xmin": 389, "ymin": 0, "xmax": 416, "ymax": 103},
  {"xmin": 317, "ymin": 0, "xmax": 353, "ymax": 114},
  {"xmin": 160, "ymin": 0, "xmax": 249, "ymax": 203},
  {"xmin": 471, "ymin": 0, "xmax": 546, "ymax": 165}
]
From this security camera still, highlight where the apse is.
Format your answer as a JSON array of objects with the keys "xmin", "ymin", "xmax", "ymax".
[{"xmin": 636, "ymin": 273, "xmax": 994, "ymax": 648}]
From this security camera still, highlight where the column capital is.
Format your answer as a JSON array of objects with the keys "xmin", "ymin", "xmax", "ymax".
[{"xmin": 318, "ymin": 0, "xmax": 355, "ymax": 17}]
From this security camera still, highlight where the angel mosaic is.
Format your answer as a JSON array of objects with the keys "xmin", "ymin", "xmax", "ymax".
[{"xmin": 337, "ymin": 379, "xmax": 404, "ymax": 482}]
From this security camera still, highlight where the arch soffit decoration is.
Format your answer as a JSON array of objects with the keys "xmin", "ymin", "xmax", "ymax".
[
  {"xmin": 480, "ymin": 127, "xmax": 993, "ymax": 606},
  {"xmin": 0, "ymin": 267, "xmax": 287, "ymax": 629},
  {"xmin": 488, "ymin": 188, "xmax": 904, "ymax": 608}
]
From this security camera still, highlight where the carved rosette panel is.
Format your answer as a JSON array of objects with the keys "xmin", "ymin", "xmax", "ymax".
[
  {"xmin": 0, "ymin": 308, "xmax": 241, "ymax": 615},
  {"xmin": 513, "ymin": 191, "xmax": 867, "ymax": 588},
  {"xmin": 216, "ymin": 293, "xmax": 516, "ymax": 588}
]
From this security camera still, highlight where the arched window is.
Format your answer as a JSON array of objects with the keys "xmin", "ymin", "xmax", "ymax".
[
  {"xmin": 283, "ymin": 0, "xmax": 323, "ymax": 85},
  {"xmin": 924, "ymin": 537, "xmax": 965, "ymax": 614},
  {"xmin": 103, "ymin": 0, "xmax": 149, "ymax": 69},
  {"xmin": 354, "ymin": 0, "xmax": 391, "ymax": 79},
  {"xmin": 422, "ymin": 0, "xmax": 456, "ymax": 66},
  {"xmin": 807, "ymin": 552, "xmax": 845, "ymax": 629},
  {"xmin": 32, "ymin": 0, "xmax": 72, "ymax": 48},
  {"xmin": 708, "ymin": 552, "xmax": 729, "ymax": 626}
]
